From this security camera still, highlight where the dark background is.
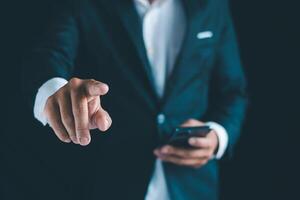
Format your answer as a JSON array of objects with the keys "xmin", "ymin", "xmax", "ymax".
[{"xmin": 1, "ymin": 0, "xmax": 299, "ymax": 199}]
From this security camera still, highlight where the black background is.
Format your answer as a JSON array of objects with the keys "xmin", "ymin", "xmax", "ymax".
[
  {"xmin": 1, "ymin": 0, "xmax": 299, "ymax": 199},
  {"xmin": 221, "ymin": 1, "xmax": 299, "ymax": 199}
]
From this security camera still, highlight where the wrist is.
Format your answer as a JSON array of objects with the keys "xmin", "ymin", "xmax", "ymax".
[{"xmin": 205, "ymin": 122, "xmax": 229, "ymax": 159}]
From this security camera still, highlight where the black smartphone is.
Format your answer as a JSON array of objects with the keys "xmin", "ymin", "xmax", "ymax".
[{"xmin": 166, "ymin": 126, "xmax": 211, "ymax": 148}]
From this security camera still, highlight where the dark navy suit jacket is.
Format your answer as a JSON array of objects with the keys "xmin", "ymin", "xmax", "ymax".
[{"xmin": 22, "ymin": 0, "xmax": 248, "ymax": 199}]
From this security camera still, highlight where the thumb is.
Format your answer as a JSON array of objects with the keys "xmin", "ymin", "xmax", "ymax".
[
  {"xmin": 181, "ymin": 119, "xmax": 205, "ymax": 127},
  {"xmin": 92, "ymin": 109, "xmax": 112, "ymax": 132}
]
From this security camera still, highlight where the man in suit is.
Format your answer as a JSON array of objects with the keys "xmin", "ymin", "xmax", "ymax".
[{"xmin": 22, "ymin": 0, "xmax": 247, "ymax": 199}]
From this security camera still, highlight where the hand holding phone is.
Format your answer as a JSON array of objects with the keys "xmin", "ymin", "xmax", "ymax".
[{"xmin": 155, "ymin": 119, "xmax": 219, "ymax": 168}]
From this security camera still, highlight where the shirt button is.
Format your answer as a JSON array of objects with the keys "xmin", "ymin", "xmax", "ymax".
[{"xmin": 157, "ymin": 113, "xmax": 166, "ymax": 124}]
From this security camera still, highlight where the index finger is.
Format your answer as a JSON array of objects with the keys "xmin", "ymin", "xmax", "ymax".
[
  {"xmin": 71, "ymin": 89, "xmax": 90, "ymax": 146},
  {"xmin": 84, "ymin": 79, "xmax": 109, "ymax": 99}
]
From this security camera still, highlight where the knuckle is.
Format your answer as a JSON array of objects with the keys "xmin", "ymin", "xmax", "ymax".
[
  {"xmin": 55, "ymin": 90, "xmax": 65, "ymax": 100},
  {"xmin": 87, "ymin": 78, "xmax": 96, "ymax": 84},
  {"xmin": 70, "ymin": 77, "xmax": 80, "ymax": 84},
  {"xmin": 52, "ymin": 118, "xmax": 62, "ymax": 127},
  {"xmin": 44, "ymin": 103, "xmax": 51, "ymax": 114},
  {"xmin": 75, "ymin": 102, "xmax": 86, "ymax": 113},
  {"xmin": 69, "ymin": 77, "xmax": 81, "ymax": 87},
  {"xmin": 47, "ymin": 95, "xmax": 55, "ymax": 104},
  {"xmin": 63, "ymin": 116, "xmax": 74, "ymax": 127},
  {"xmin": 73, "ymin": 110, "xmax": 82, "ymax": 117},
  {"xmin": 72, "ymin": 86, "xmax": 86, "ymax": 98},
  {"xmin": 45, "ymin": 98, "xmax": 55, "ymax": 113},
  {"xmin": 75, "ymin": 126, "xmax": 89, "ymax": 133}
]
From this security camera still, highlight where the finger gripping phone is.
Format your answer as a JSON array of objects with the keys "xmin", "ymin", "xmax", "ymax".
[{"xmin": 167, "ymin": 126, "xmax": 211, "ymax": 148}]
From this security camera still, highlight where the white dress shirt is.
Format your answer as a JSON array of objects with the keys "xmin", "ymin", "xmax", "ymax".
[{"xmin": 33, "ymin": 0, "xmax": 229, "ymax": 199}]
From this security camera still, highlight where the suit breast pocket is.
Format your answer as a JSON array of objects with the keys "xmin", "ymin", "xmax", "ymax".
[
  {"xmin": 195, "ymin": 29, "xmax": 217, "ymax": 45},
  {"xmin": 188, "ymin": 29, "xmax": 217, "ymax": 57},
  {"xmin": 187, "ymin": 37, "xmax": 217, "ymax": 73}
]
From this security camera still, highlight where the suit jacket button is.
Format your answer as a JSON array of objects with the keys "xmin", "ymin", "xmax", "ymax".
[{"xmin": 157, "ymin": 114, "xmax": 166, "ymax": 125}]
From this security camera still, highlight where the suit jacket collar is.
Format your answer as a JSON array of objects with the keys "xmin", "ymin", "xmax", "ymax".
[
  {"xmin": 111, "ymin": 0, "xmax": 208, "ymax": 106},
  {"xmin": 114, "ymin": 0, "xmax": 158, "ymax": 99},
  {"xmin": 162, "ymin": 0, "xmax": 208, "ymax": 105}
]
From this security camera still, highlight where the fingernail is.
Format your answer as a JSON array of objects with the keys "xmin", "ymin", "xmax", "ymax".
[
  {"xmin": 103, "ymin": 84, "xmax": 109, "ymax": 92},
  {"xmin": 104, "ymin": 117, "xmax": 111, "ymax": 130},
  {"xmin": 71, "ymin": 136, "xmax": 79, "ymax": 144},
  {"xmin": 101, "ymin": 120, "xmax": 108, "ymax": 131},
  {"xmin": 64, "ymin": 138, "xmax": 71, "ymax": 143},
  {"xmin": 189, "ymin": 138, "xmax": 197, "ymax": 145},
  {"xmin": 106, "ymin": 117, "xmax": 110, "ymax": 128},
  {"xmin": 79, "ymin": 137, "xmax": 90, "ymax": 146},
  {"xmin": 96, "ymin": 83, "xmax": 109, "ymax": 93}
]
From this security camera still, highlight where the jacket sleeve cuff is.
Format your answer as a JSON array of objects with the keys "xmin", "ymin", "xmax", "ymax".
[
  {"xmin": 205, "ymin": 121, "xmax": 229, "ymax": 159},
  {"xmin": 33, "ymin": 77, "xmax": 68, "ymax": 126}
]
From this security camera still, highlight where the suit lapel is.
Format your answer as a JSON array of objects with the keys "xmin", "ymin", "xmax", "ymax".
[
  {"xmin": 104, "ymin": 0, "xmax": 207, "ymax": 108},
  {"xmin": 114, "ymin": 0, "xmax": 158, "ymax": 99},
  {"xmin": 161, "ymin": 0, "xmax": 208, "ymax": 105}
]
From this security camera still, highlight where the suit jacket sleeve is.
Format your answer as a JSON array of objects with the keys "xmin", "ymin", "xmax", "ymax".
[
  {"xmin": 22, "ymin": 1, "xmax": 79, "ymax": 111},
  {"xmin": 203, "ymin": 1, "xmax": 248, "ymax": 159}
]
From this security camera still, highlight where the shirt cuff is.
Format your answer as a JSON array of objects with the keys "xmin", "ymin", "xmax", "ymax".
[
  {"xmin": 33, "ymin": 77, "xmax": 68, "ymax": 126},
  {"xmin": 205, "ymin": 121, "xmax": 229, "ymax": 159}
]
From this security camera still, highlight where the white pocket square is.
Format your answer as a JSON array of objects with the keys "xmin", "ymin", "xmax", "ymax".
[{"xmin": 197, "ymin": 31, "xmax": 213, "ymax": 39}]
